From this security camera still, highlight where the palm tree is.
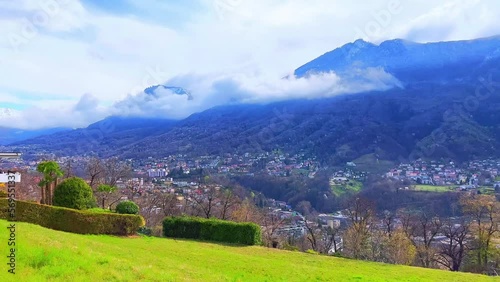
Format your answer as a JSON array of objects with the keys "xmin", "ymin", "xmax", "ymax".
[{"xmin": 37, "ymin": 161, "xmax": 64, "ymax": 205}]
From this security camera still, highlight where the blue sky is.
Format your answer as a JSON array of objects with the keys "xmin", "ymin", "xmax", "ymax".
[{"xmin": 0, "ymin": 0, "xmax": 499, "ymax": 129}]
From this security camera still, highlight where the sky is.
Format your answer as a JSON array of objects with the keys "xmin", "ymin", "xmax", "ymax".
[{"xmin": 0, "ymin": 0, "xmax": 499, "ymax": 129}]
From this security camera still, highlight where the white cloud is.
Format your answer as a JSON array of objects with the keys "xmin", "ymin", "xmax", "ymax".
[
  {"xmin": 111, "ymin": 68, "xmax": 402, "ymax": 119},
  {"xmin": 0, "ymin": 93, "xmax": 107, "ymax": 129},
  {"xmin": 0, "ymin": 0, "xmax": 499, "ymax": 129}
]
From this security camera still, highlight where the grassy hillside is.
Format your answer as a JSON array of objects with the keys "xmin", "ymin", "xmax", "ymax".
[
  {"xmin": 0, "ymin": 220, "xmax": 497, "ymax": 282},
  {"xmin": 331, "ymin": 180, "xmax": 363, "ymax": 197},
  {"xmin": 414, "ymin": 185, "xmax": 454, "ymax": 193}
]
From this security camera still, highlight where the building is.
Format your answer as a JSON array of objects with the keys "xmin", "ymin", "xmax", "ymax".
[{"xmin": 147, "ymin": 168, "xmax": 168, "ymax": 178}]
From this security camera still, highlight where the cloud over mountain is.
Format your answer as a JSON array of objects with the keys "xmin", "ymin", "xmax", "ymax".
[{"xmin": 110, "ymin": 68, "xmax": 402, "ymax": 119}]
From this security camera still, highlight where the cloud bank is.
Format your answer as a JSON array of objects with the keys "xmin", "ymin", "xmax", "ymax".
[{"xmin": 111, "ymin": 68, "xmax": 402, "ymax": 119}]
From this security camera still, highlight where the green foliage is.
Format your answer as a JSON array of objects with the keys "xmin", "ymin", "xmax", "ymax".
[
  {"xmin": 53, "ymin": 177, "xmax": 96, "ymax": 210},
  {"xmin": 163, "ymin": 216, "xmax": 261, "ymax": 245},
  {"xmin": 0, "ymin": 190, "xmax": 7, "ymax": 198},
  {"xmin": 97, "ymin": 184, "xmax": 116, "ymax": 193},
  {"xmin": 137, "ymin": 226, "xmax": 153, "ymax": 236},
  {"xmin": 0, "ymin": 199, "xmax": 144, "ymax": 235},
  {"xmin": 116, "ymin": 201, "xmax": 139, "ymax": 215},
  {"xmin": 36, "ymin": 161, "xmax": 64, "ymax": 186}
]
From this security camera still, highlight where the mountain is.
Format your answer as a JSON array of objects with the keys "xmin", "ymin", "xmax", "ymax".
[
  {"xmin": 294, "ymin": 36, "xmax": 500, "ymax": 84},
  {"xmin": 11, "ymin": 116, "xmax": 178, "ymax": 156},
  {"xmin": 0, "ymin": 127, "xmax": 70, "ymax": 145},
  {"xmin": 9, "ymin": 36, "xmax": 500, "ymax": 164},
  {"xmin": 117, "ymin": 84, "xmax": 499, "ymax": 163}
]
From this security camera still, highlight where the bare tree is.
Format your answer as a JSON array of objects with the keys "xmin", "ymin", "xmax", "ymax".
[
  {"xmin": 322, "ymin": 224, "xmax": 342, "ymax": 254},
  {"xmin": 231, "ymin": 198, "xmax": 262, "ymax": 223},
  {"xmin": 219, "ymin": 189, "xmax": 240, "ymax": 220},
  {"xmin": 62, "ymin": 159, "xmax": 74, "ymax": 179},
  {"xmin": 304, "ymin": 219, "xmax": 319, "ymax": 252},
  {"xmin": 85, "ymin": 157, "xmax": 105, "ymax": 189},
  {"xmin": 261, "ymin": 210, "xmax": 287, "ymax": 248},
  {"xmin": 103, "ymin": 157, "xmax": 131, "ymax": 187},
  {"xmin": 400, "ymin": 209, "xmax": 442, "ymax": 268},
  {"xmin": 435, "ymin": 218, "xmax": 471, "ymax": 271},
  {"xmin": 342, "ymin": 197, "xmax": 374, "ymax": 259},
  {"xmin": 190, "ymin": 186, "xmax": 218, "ymax": 219},
  {"xmin": 460, "ymin": 194, "xmax": 500, "ymax": 272},
  {"xmin": 15, "ymin": 170, "xmax": 40, "ymax": 202},
  {"xmin": 136, "ymin": 192, "xmax": 181, "ymax": 227},
  {"xmin": 382, "ymin": 210, "xmax": 396, "ymax": 238},
  {"xmin": 95, "ymin": 184, "xmax": 120, "ymax": 209}
]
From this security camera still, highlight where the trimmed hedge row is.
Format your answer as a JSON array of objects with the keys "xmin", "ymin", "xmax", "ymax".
[
  {"xmin": 0, "ymin": 199, "xmax": 145, "ymax": 236},
  {"xmin": 162, "ymin": 216, "xmax": 261, "ymax": 245}
]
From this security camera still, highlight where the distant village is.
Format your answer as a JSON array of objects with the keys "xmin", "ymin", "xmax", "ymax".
[{"xmin": 384, "ymin": 159, "xmax": 500, "ymax": 191}]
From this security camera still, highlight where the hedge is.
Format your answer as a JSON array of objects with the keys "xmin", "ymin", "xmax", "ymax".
[
  {"xmin": 163, "ymin": 216, "xmax": 261, "ymax": 245},
  {"xmin": 0, "ymin": 199, "xmax": 145, "ymax": 236}
]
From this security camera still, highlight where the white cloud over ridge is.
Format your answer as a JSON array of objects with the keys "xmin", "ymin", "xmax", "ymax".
[{"xmin": 111, "ymin": 68, "xmax": 402, "ymax": 119}]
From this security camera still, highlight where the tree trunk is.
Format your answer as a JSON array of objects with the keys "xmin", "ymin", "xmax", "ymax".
[
  {"xmin": 40, "ymin": 185, "xmax": 45, "ymax": 204},
  {"xmin": 45, "ymin": 183, "xmax": 50, "ymax": 205},
  {"xmin": 51, "ymin": 178, "xmax": 59, "ymax": 205}
]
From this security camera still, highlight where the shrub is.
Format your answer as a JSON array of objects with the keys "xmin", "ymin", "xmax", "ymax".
[
  {"xmin": 137, "ymin": 226, "xmax": 152, "ymax": 236},
  {"xmin": 162, "ymin": 216, "xmax": 261, "ymax": 245},
  {"xmin": 116, "ymin": 201, "xmax": 139, "ymax": 215},
  {"xmin": 0, "ymin": 199, "xmax": 144, "ymax": 235},
  {"xmin": 53, "ymin": 177, "xmax": 96, "ymax": 210}
]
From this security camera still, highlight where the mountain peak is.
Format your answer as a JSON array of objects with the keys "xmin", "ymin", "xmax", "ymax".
[
  {"xmin": 144, "ymin": 85, "xmax": 193, "ymax": 100},
  {"xmin": 353, "ymin": 38, "xmax": 374, "ymax": 47},
  {"xmin": 293, "ymin": 36, "xmax": 500, "ymax": 83}
]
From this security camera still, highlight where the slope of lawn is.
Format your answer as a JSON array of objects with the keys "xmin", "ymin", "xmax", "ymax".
[
  {"xmin": 331, "ymin": 180, "xmax": 363, "ymax": 197},
  {"xmin": 414, "ymin": 185, "xmax": 455, "ymax": 192},
  {"xmin": 0, "ymin": 220, "xmax": 497, "ymax": 282}
]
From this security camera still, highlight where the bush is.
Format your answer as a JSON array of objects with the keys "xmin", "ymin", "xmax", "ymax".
[
  {"xmin": 53, "ymin": 177, "xmax": 96, "ymax": 210},
  {"xmin": 137, "ymin": 226, "xmax": 152, "ymax": 236},
  {"xmin": 162, "ymin": 216, "xmax": 261, "ymax": 245},
  {"xmin": 116, "ymin": 201, "xmax": 139, "ymax": 215},
  {"xmin": 0, "ymin": 199, "xmax": 144, "ymax": 235}
]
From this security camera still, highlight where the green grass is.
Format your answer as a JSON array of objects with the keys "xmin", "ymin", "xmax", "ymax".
[
  {"xmin": 85, "ymin": 208, "xmax": 114, "ymax": 213},
  {"xmin": 331, "ymin": 180, "xmax": 363, "ymax": 197},
  {"xmin": 351, "ymin": 153, "xmax": 395, "ymax": 173},
  {"xmin": 413, "ymin": 185, "xmax": 455, "ymax": 193},
  {"xmin": 0, "ymin": 220, "xmax": 496, "ymax": 282},
  {"xmin": 479, "ymin": 187, "xmax": 496, "ymax": 195}
]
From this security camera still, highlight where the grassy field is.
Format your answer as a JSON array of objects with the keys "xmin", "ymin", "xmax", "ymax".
[
  {"xmin": 0, "ymin": 220, "xmax": 497, "ymax": 282},
  {"xmin": 351, "ymin": 153, "xmax": 396, "ymax": 173},
  {"xmin": 479, "ymin": 187, "xmax": 496, "ymax": 195},
  {"xmin": 413, "ymin": 185, "xmax": 455, "ymax": 192},
  {"xmin": 331, "ymin": 180, "xmax": 363, "ymax": 197}
]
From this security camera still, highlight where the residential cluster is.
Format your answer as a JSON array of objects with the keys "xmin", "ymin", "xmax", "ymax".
[{"xmin": 384, "ymin": 159, "xmax": 500, "ymax": 190}]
